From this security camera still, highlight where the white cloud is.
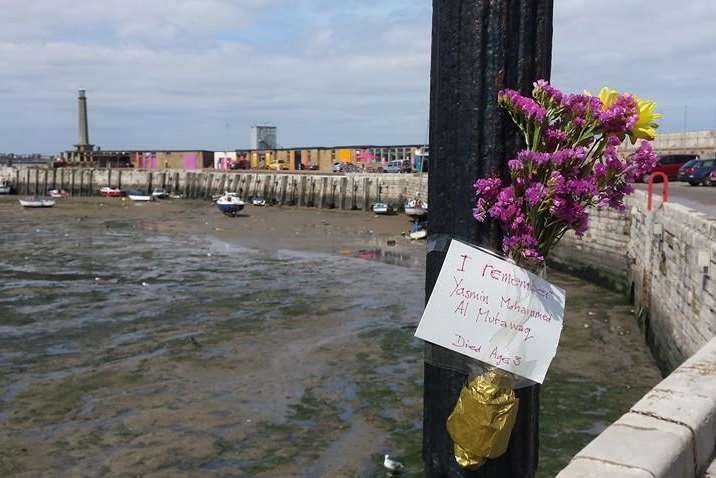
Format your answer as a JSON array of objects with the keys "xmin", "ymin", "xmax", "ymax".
[{"xmin": 0, "ymin": 0, "xmax": 714, "ymax": 153}]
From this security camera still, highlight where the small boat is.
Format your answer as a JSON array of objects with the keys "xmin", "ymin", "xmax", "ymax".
[
  {"xmin": 410, "ymin": 229, "xmax": 427, "ymax": 240},
  {"xmin": 251, "ymin": 197, "xmax": 267, "ymax": 207},
  {"xmin": 409, "ymin": 220, "xmax": 427, "ymax": 240},
  {"xmin": 151, "ymin": 189, "xmax": 169, "ymax": 199},
  {"xmin": 127, "ymin": 191, "xmax": 155, "ymax": 202},
  {"xmin": 170, "ymin": 194, "xmax": 184, "ymax": 200},
  {"xmin": 372, "ymin": 202, "xmax": 392, "ymax": 215},
  {"xmin": 0, "ymin": 176, "xmax": 11, "ymax": 194},
  {"xmin": 405, "ymin": 198, "xmax": 428, "ymax": 218},
  {"xmin": 213, "ymin": 191, "xmax": 239, "ymax": 202},
  {"xmin": 217, "ymin": 194, "xmax": 246, "ymax": 216},
  {"xmin": 48, "ymin": 189, "xmax": 69, "ymax": 198},
  {"xmin": 99, "ymin": 186, "xmax": 124, "ymax": 198},
  {"xmin": 19, "ymin": 197, "xmax": 56, "ymax": 208}
]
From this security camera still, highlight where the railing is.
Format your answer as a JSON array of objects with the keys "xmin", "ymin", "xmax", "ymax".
[{"xmin": 647, "ymin": 171, "xmax": 669, "ymax": 211}]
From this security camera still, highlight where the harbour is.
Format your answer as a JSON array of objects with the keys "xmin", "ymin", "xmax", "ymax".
[{"xmin": 0, "ymin": 197, "xmax": 662, "ymax": 477}]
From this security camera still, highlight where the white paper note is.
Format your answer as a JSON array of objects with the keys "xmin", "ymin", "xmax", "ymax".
[{"xmin": 415, "ymin": 239, "xmax": 565, "ymax": 383}]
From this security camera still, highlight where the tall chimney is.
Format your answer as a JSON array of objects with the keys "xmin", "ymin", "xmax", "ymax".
[{"xmin": 76, "ymin": 89, "xmax": 93, "ymax": 152}]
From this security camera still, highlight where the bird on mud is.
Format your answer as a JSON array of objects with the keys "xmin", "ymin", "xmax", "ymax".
[{"xmin": 383, "ymin": 454, "xmax": 404, "ymax": 474}]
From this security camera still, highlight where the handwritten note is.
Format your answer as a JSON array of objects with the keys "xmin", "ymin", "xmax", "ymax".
[{"xmin": 415, "ymin": 239, "xmax": 565, "ymax": 383}]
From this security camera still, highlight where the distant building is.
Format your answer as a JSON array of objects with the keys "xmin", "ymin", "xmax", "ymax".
[
  {"xmin": 250, "ymin": 126, "xmax": 278, "ymax": 150},
  {"xmin": 0, "ymin": 153, "xmax": 54, "ymax": 166},
  {"xmin": 235, "ymin": 144, "xmax": 428, "ymax": 172}
]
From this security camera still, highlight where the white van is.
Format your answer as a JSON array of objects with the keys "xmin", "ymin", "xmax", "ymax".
[{"xmin": 384, "ymin": 160, "xmax": 406, "ymax": 173}]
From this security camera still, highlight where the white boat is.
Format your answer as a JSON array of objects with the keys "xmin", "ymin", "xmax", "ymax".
[
  {"xmin": 372, "ymin": 202, "xmax": 392, "ymax": 215},
  {"xmin": 409, "ymin": 229, "xmax": 427, "ymax": 240},
  {"xmin": 0, "ymin": 176, "xmax": 11, "ymax": 194},
  {"xmin": 48, "ymin": 189, "xmax": 69, "ymax": 198},
  {"xmin": 151, "ymin": 189, "xmax": 169, "ymax": 199},
  {"xmin": 409, "ymin": 220, "xmax": 427, "ymax": 240},
  {"xmin": 213, "ymin": 191, "xmax": 239, "ymax": 202},
  {"xmin": 99, "ymin": 186, "xmax": 124, "ymax": 197},
  {"xmin": 405, "ymin": 198, "xmax": 428, "ymax": 218},
  {"xmin": 128, "ymin": 191, "xmax": 155, "ymax": 202},
  {"xmin": 217, "ymin": 195, "xmax": 246, "ymax": 216},
  {"xmin": 251, "ymin": 197, "xmax": 267, "ymax": 207},
  {"xmin": 19, "ymin": 197, "xmax": 56, "ymax": 208}
]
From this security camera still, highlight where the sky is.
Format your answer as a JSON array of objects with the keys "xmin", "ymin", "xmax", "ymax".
[{"xmin": 1, "ymin": 0, "xmax": 715, "ymax": 154}]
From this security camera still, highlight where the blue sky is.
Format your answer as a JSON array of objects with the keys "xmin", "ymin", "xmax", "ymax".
[{"xmin": 1, "ymin": 0, "xmax": 714, "ymax": 154}]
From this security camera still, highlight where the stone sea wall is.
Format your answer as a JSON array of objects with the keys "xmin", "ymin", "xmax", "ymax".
[
  {"xmin": 552, "ymin": 190, "xmax": 716, "ymax": 373},
  {"xmin": 557, "ymin": 337, "xmax": 716, "ymax": 478},
  {"xmin": 0, "ymin": 167, "xmax": 427, "ymax": 211}
]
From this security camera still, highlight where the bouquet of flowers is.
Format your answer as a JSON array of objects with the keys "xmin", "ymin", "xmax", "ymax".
[
  {"xmin": 448, "ymin": 80, "xmax": 662, "ymax": 469},
  {"xmin": 473, "ymin": 79, "xmax": 661, "ymax": 266}
]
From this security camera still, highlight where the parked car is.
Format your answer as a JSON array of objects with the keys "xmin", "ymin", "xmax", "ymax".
[
  {"xmin": 676, "ymin": 159, "xmax": 701, "ymax": 182},
  {"xmin": 332, "ymin": 162, "xmax": 360, "ymax": 173},
  {"xmin": 683, "ymin": 158, "xmax": 716, "ymax": 186},
  {"xmin": 639, "ymin": 154, "xmax": 699, "ymax": 182},
  {"xmin": 710, "ymin": 168, "xmax": 716, "ymax": 185},
  {"xmin": 384, "ymin": 159, "xmax": 411, "ymax": 173}
]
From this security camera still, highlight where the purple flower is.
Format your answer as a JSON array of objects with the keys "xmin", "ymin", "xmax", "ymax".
[
  {"xmin": 545, "ymin": 128, "xmax": 568, "ymax": 148},
  {"xmin": 525, "ymin": 183, "xmax": 546, "ymax": 206},
  {"xmin": 599, "ymin": 94, "xmax": 638, "ymax": 136},
  {"xmin": 626, "ymin": 141, "xmax": 658, "ymax": 180},
  {"xmin": 533, "ymin": 79, "xmax": 563, "ymax": 105},
  {"xmin": 474, "ymin": 177, "xmax": 503, "ymax": 201},
  {"xmin": 499, "ymin": 89, "xmax": 547, "ymax": 123},
  {"xmin": 508, "ymin": 159, "xmax": 523, "ymax": 172}
]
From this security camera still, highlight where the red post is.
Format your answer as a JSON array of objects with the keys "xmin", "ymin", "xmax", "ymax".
[{"xmin": 647, "ymin": 172, "xmax": 669, "ymax": 211}]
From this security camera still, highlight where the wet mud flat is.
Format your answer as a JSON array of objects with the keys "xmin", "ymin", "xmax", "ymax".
[{"xmin": 0, "ymin": 198, "xmax": 662, "ymax": 477}]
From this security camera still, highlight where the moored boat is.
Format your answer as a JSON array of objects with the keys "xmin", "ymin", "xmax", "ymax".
[
  {"xmin": 409, "ymin": 220, "xmax": 428, "ymax": 240},
  {"xmin": 0, "ymin": 176, "xmax": 11, "ymax": 194},
  {"xmin": 151, "ymin": 189, "xmax": 169, "ymax": 199},
  {"xmin": 19, "ymin": 197, "xmax": 56, "ymax": 208},
  {"xmin": 127, "ymin": 191, "xmax": 155, "ymax": 202},
  {"xmin": 99, "ymin": 186, "xmax": 124, "ymax": 198},
  {"xmin": 372, "ymin": 202, "xmax": 392, "ymax": 215},
  {"xmin": 217, "ymin": 194, "xmax": 246, "ymax": 216},
  {"xmin": 48, "ymin": 189, "xmax": 70, "ymax": 198},
  {"xmin": 213, "ymin": 191, "xmax": 239, "ymax": 203},
  {"xmin": 405, "ymin": 198, "xmax": 428, "ymax": 218},
  {"xmin": 251, "ymin": 197, "xmax": 267, "ymax": 207}
]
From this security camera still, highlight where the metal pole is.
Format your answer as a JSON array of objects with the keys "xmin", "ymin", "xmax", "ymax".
[{"xmin": 424, "ymin": 1, "xmax": 553, "ymax": 477}]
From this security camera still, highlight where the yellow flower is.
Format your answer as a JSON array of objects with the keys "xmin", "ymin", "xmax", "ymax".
[
  {"xmin": 589, "ymin": 86, "xmax": 663, "ymax": 142},
  {"xmin": 598, "ymin": 87, "xmax": 620, "ymax": 110},
  {"xmin": 629, "ymin": 97, "xmax": 663, "ymax": 142}
]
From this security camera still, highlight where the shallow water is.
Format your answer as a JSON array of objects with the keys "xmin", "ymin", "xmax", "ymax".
[{"xmin": 0, "ymin": 199, "xmax": 662, "ymax": 477}]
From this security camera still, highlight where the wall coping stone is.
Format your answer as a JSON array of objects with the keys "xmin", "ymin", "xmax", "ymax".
[{"xmin": 558, "ymin": 338, "xmax": 716, "ymax": 477}]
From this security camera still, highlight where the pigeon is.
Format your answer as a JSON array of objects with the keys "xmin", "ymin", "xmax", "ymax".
[{"xmin": 383, "ymin": 454, "xmax": 404, "ymax": 474}]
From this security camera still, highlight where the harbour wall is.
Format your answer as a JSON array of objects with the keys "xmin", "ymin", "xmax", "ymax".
[
  {"xmin": 554, "ymin": 191, "xmax": 716, "ymax": 477},
  {"xmin": 551, "ymin": 190, "xmax": 716, "ymax": 373},
  {"xmin": 0, "ymin": 167, "xmax": 428, "ymax": 211}
]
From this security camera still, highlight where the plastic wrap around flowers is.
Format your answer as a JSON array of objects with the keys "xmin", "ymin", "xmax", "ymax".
[{"xmin": 473, "ymin": 80, "xmax": 662, "ymax": 267}]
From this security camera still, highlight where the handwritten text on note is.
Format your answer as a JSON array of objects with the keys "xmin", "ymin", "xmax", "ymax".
[{"xmin": 415, "ymin": 240, "xmax": 565, "ymax": 383}]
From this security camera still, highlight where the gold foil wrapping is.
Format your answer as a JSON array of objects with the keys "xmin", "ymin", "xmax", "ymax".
[{"xmin": 446, "ymin": 369, "xmax": 519, "ymax": 470}]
